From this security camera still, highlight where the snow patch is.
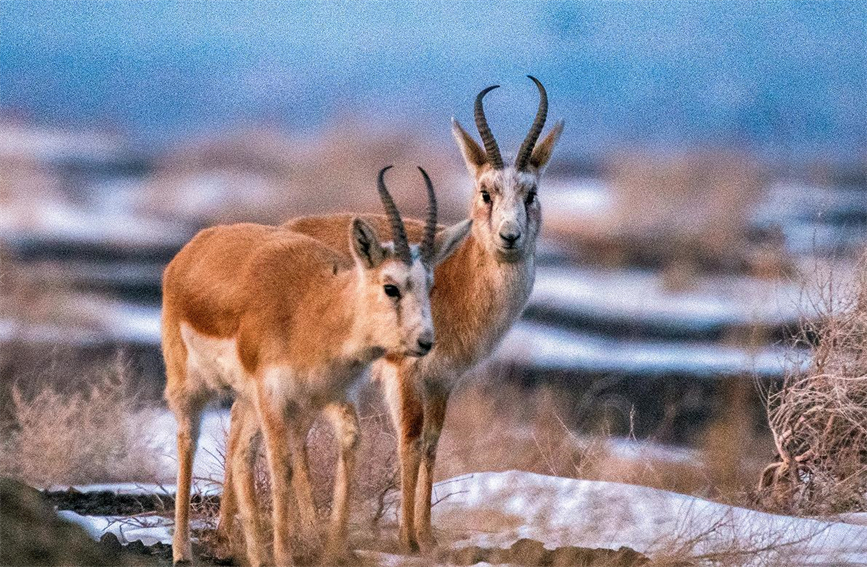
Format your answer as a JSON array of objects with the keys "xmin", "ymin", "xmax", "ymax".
[
  {"xmin": 57, "ymin": 511, "xmax": 174, "ymax": 546},
  {"xmin": 430, "ymin": 471, "xmax": 867, "ymax": 565}
]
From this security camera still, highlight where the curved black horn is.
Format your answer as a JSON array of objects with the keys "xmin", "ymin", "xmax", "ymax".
[
  {"xmin": 515, "ymin": 75, "xmax": 548, "ymax": 171},
  {"xmin": 376, "ymin": 166, "xmax": 412, "ymax": 264},
  {"xmin": 474, "ymin": 85, "xmax": 504, "ymax": 169},
  {"xmin": 418, "ymin": 167, "xmax": 437, "ymax": 264}
]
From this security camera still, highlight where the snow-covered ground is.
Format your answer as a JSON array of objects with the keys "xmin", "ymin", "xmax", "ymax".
[
  {"xmin": 428, "ymin": 472, "xmax": 867, "ymax": 565},
  {"xmin": 529, "ymin": 266, "xmax": 806, "ymax": 334},
  {"xmin": 499, "ymin": 320, "xmax": 797, "ymax": 378},
  {"xmin": 51, "ymin": 409, "xmax": 867, "ymax": 564},
  {"xmin": 60, "ymin": 470, "xmax": 867, "ymax": 565}
]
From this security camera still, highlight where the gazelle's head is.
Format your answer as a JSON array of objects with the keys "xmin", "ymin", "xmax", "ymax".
[
  {"xmin": 349, "ymin": 166, "xmax": 471, "ymax": 358},
  {"xmin": 452, "ymin": 76, "xmax": 563, "ymax": 263}
]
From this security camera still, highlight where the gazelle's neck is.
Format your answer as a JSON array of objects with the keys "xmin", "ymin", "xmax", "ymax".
[
  {"xmin": 336, "ymin": 270, "xmax": 388, "ymax": 363},
  {"xmin": 294, "ymin": 268, "xmax": 376, "ymax": 366},
  {"xmin": 412, "ymin": 229, "xmax": 534, "ymax": 375}
]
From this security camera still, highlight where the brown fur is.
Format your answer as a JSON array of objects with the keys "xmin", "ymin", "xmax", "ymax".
[
  {"xmin": 217, "ymin": 91, "xmax": 562, "ymax": 555},
  {"xmin": 164, "ymin": 215, "xmax": 470, "ymax": 566}
]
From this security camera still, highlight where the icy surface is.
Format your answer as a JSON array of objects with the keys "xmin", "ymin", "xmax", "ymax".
[
  {"xmin": 430, "ymin": 471, "xmax": 867, "ymax": 565},
  {"xmin": 530, "ymin": 266, "xmax": 806, "ymax": 331},
  {"xmin": 61, "ymin": 471, "xmax": 867, "ymax": 564},
  {"xmin": 148, "ymin": 410, "xmax": 232, "ymax": 483},
  {"xmin": 58, "ymin": 511, "xmax": 174, "ymax": 546},
  {"xmin": 498, "ymin": 321, "xmax": 794, "ymax": 377}
]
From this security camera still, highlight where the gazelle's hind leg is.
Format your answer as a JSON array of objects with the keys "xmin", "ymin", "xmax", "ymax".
[
  {"xmin": 170, "ymin": 399, "xmax": 204, "ymax": 565},
  {"xmin": 230, "ymin": 398, "xmax": 268, "ymax": 567},
  {"xmin": 322, "ymin": 402, "xmax": 360, "ymax": 565},
  {"xmin": 214, "ymin": 400, "xmax": 243, "ymax": 557},
  {"xmin": 414, "ymin": 382, "xmax": 449, "ymax": 552}
]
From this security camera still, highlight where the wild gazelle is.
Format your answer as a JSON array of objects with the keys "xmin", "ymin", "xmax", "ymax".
[
  {"xmin": 217, "ymin": 75, "xmax": 563, "ymax": 553},
  {"xmin": 162, "ymin": 166, "xmax": 471, "ymax": 566}
]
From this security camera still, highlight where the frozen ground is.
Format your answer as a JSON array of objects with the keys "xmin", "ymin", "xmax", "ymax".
[
  {"xmin": 47, "ymin": 410, "xmax": 867, "ymax": 564},
  {"xmin": 500, "ymin": 321, "xmax": 795, "ymax": 378},
  {"xmin": 59, "ymin": 470, "xmax": 867, "ymax": 566}
]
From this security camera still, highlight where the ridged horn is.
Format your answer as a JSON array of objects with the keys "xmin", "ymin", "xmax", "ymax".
[
  {"xmin": 515, "ymin": 75, "xmax": 548, "ymax": 171},
  {"xmin": 418, "ymin": 167, "xmax": 437, "ymax": 264},
  {"xmin": 474, "ymin": 85, "xmax": 504, "ymax": 169},
  {"xmin": 376, "ymin": 166, "xmax": 411, "ymax": 264}
]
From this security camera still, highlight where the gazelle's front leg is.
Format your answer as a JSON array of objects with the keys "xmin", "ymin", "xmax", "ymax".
[
  {"xmin": 254, "ymin": 387, "xmax": 296, "ymax": 566},
  {"xmin": 384, "ymin": 369, "xmax": 424, "ymax": 552},
  {"xmin": 322, "ymin": 402, "xmax": 360, "ymax": 564},
  {"xmin": 414, "ymin": 381, "xmax": 449, "ymax": 552}
]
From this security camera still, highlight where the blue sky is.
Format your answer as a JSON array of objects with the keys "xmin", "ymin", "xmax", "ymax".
[{"xmin": 2, "ymin": 1, "xmax": 865, "ymax": 159}]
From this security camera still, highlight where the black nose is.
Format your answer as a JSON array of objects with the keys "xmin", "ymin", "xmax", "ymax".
[
  {"xmin": 500, "ymin": 230, "xmax": 521, "ymax": 244},
  {"xmin": 417, "ymin": 339, "xmax": 433, "ymax": 353}
]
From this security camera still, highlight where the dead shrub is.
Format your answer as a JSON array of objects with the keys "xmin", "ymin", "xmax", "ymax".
[
  {"xmin": 437, "ymin": 372, "xmax": 769, "ymax": 501},
  {"xmin": 0, "ymin": 356, "xmax": 162, "ymax": 487},
  {"xmin": 760, "ymin": 254, "xmax": 867, "ymax": 514}
]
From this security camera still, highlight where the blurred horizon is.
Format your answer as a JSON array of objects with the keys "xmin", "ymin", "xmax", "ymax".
[
  {"xmin": 2, "ymin": 1, "xmax": 865, "ymax": 162},
  {"xmin": 2, "ymin": 2, "xmax": 867, "ymax": 517}
]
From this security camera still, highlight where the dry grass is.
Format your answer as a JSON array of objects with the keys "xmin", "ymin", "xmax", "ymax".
[
  {"xmin": 200, "ymin": 396, "xmax": 400, "ymax": 562},
  {"xmin": 759, "ymin": 254, "xmax": 867, "ymax": 515},
  {"xmin": 0, "ymin": 355, "xmax": 163, "ymax": 487},
  {"xmin": 607, "ymin": 150, "xmax": 765, "ymax": 253},
  {"xmin": 434, "ymin": 372, "xmax": 771, "ymax": 506},
  {"xmin": 648, "ymin": 506, "xmax": 844, "ymax": 567}
]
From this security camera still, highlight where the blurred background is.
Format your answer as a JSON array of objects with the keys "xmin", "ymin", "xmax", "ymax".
[{"xmin": 1, "ymin": 1, "xmax": 865, "ymax": 498}]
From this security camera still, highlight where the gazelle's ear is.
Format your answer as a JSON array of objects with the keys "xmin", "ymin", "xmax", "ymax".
[
  {"xmin": 529, "ymin": 120, "xmax": 564, "ymax": 172},
  {"xmin": 349, "ymin": 218, "xmax": 385, "ymax": 268},
  {"xmin": 431, "ymin": 219, "xmax": 472, "ymax": 266},
  {"xmin": 452, "ymin": 119, "xmax": 487, "ymax": 177}
]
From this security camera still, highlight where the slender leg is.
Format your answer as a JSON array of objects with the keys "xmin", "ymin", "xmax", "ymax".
[
  {"xmin": 255, "ymin": 388, "xmax": 296, "ymax": 567},
  {"xmin": 215, "ymin": 400, "xmax": 244, "ymax": 556},
  {"xmin": 414, "ymin": 381, "xmax": 449, "ymax": 552},
  {"xmin": 231, "ymin": 399, "xmax": 268, "ymax": 567},
  {"xmin": 384, "ymin": 369, "xmax": 424, "ymax": 553},
  {"xmin": 171, "ymin": 401, "xmax": 203, "ymax": 565},
  {"xmin": 322, "ymin": 402, "xmax": 360, "ymax": 564},
  {"xmin": 287, "ymin": 415, "xmax": 319, "ymax": 548}
]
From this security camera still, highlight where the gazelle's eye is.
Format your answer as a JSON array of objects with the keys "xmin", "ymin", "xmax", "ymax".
[
  {"xmin": 383, "ymin": 284, "xmax": 401, "ymax": 298},
  {"xmin": 480, "ymin": 191, "xmax": 491, "ymax": 204},
  {"xmin": 526, "ymin": 191, "xmax": 536, "ymax": 205}
]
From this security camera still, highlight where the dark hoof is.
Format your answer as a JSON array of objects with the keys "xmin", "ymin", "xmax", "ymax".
[{"xmin": 400, "ymin": 537, "xmax": 420, "ymax": 555}]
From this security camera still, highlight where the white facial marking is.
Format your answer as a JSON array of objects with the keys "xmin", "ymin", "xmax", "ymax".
[{"xmin": 474, "ymin": 165, "xmax": 541, "ymax": 259}]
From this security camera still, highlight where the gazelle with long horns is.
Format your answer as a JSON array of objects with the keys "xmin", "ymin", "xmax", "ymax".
[
  {"xmin": 216, "ymin": 76, "xmax": 562, "ymax": 553},
  {"xmin": 162, "ymin": 167, "xmax": 471, "ymax": 566}
]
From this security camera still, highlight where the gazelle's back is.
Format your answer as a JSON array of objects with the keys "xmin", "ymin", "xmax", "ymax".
[{"xmin": 162, "ymin": 224, "xmax": 354, "ymax": 379}]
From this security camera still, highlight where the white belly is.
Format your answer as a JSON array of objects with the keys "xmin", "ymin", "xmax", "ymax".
[
  {"xmin": 180, "ymin": 323, "xmax": 248, "ymax": 394},
  {"xmin": 180, "ymin": 322, "xmax": 366, "ymax": 408}
]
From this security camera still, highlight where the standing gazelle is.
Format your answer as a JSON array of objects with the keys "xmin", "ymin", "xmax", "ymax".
[
  {"xmin": 217, "ymin": 76, "xmax": 563, "ymax": 553},
  {"xmin": 162, "ymin": 166, "xmax": 471, "ymax": 566}
]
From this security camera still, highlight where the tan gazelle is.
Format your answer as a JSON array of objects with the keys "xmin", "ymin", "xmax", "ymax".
[
  {"xmin": 218, "ymin": 76, "xmax": 562, "ymax": 554},
  {"xmin": 162, "ymin": 166, "xmax": 471, "ymax": 566}
]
